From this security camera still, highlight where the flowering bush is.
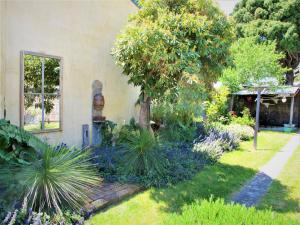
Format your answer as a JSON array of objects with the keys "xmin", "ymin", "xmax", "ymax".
[
  {"xmin": 225, "ymin": 124, "xmax": 254, "ymax": 141},
  {"xmin": 193, "ymin": 139, "xmax": 224, "ymax": 161}
]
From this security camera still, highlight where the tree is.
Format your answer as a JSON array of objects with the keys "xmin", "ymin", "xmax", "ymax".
[
  {"xmin": 221, "ymin": 37, "xmax": 287, "ymax": 92},
  {"xmin": 232, "ymin": 0, "xmax": 300, "ymax": 85},
  {"xmin": 220, "ymin": 37, "xmax": 287, "ymax": 150},
  {"xmin": 112, "ymin": 0, "xmax": 233, "ymax": 129}
]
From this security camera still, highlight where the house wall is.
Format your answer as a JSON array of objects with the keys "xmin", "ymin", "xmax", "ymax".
[
  {"xmin": 2, "ymin": 0, "xmax": 140, "ymax": 146},
  {"xmin": 0, "ymin": 1, "xmax": 5, "ymax": 119}
]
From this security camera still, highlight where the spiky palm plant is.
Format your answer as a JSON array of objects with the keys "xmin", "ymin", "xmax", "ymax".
[
  {"xmin": 120, "ymin": 130, "xmax": 166, "ymax": 176},
  {"xmin": 3, "ymin": 147, "xmax": 100, "ymax": 214}
]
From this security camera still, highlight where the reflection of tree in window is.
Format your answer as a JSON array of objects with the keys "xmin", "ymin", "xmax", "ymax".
[
  {"xmin": 24, "ymin": 54, "xmax": 60, "ymax": 132},
  {"xmin": 24, "ymin": 55, "xmax": 60, "ymax": 113}
]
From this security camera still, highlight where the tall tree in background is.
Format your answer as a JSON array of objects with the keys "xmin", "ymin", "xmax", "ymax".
[
  {"xmin": 221, "ymin": 37, "xmax": 287, "ymax": 92},
  {"xmin": 112, "ymin": 0, "xmax": 233, "ymax": 129},
  {"xmin": 232, "ymin": 0, "xmax": 300, "ymax": 85}
]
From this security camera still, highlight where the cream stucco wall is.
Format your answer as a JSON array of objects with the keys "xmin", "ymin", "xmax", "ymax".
[
  {"xmin": 2, "ymin": 0, "xmax": 140, "ymax": 146},
  {"xmin": 0, "ymin": 1, "xmax": 5, "ymax": 119}
]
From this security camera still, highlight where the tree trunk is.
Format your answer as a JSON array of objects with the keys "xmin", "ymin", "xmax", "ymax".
[
  {"xmin": 285, "ymin": 70, "xmax": 294, "ymax": 86},
  {"xmin": 139, "ymin": 94, "xmax": 151, "ymax": 130}
]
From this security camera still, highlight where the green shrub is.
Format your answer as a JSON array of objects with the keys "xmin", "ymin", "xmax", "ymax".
[
  {"xmin": 225, "ymin": 124, "xmax": 254, "ymax": 141},
  {"xmin": 116, "ymin": 118, "xmax": 140, "ymax": 145},
  {"xmin": 0, "ymin": 119, "xmax": 48, "ymax": 164},
  {"xmin": 206, "ymin": 86, "xmax": 230, "ymax": 123},
  {"xmin": 0, "ymin": 146, "xmax": 100, "ymax": 214},
  {"xmin": 165, "ymin": 198, "xmax": 298, "ymax": 225},
  {"xmin": 119, "ymin": 130, "xmax": 166, "ymax": 177},
  {"xmin": 159, "ymin": 121, "xmax": 197, "ymax": 143},
  {"xmin": 231, "ymin": 108, "xmax": 255, "ymax": 127}
]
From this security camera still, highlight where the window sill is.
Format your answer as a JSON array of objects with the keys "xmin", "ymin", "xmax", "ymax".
[{"xmin": 30, "ymin": 128, "xmax": 63, "ymax": 134}]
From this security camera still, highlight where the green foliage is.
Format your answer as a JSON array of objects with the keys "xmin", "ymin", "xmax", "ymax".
[
  {"xmin": 0, "ymin": 119, "xmax": 48, "ymax": 164},
  {"xmin": 99, "ymin": 120, "xmax": 117, "ymax": 147},
  {"xmin": 0, "ymin": 147, "xmax": 100, "ymax": 214},
  {"xmin": 119, "ymin": 130, "xmax": 166, "ymax": 177},
  {"xmin": 165, "ymin": 198, "xmax": 299, "ymax": 225},
  {"xmin": 221, "ymin": 37, "xmax": 287, "ymax": 92},
  {"xmin": 206, "ymin": 86, "xmax": 230, "ymax": 123},
  {"xmin": 116, "ymin": 118, "xmax": 140, "ymax": 145},
  {"xmin": 112, "ymin": 0, "xmax": 233, "ymax": 99},
  {"xmin": 232, "ymin": 0, "xmax": 300, "ymax": 80},
  {"xmin": 231, "ymin": 107, "xmax": 255, "ymax": 127},
  {"xmin": 151, "ymin": 79, "xmax": 207, "ymax": 142}
]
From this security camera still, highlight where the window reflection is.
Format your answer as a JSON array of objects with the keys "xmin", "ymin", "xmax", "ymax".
[{"xmin": 23, "ymin": 54, "xmax": 61, "ymax": 132}]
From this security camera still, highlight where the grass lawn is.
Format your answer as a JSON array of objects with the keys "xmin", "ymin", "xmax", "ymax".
[
  {"xmin": 87, "ymin": 131, "xmax": 295, "ymax": 225},
  {"xmin": 258, "ymin": 144, "xmax": 300, "ymax": 221}
]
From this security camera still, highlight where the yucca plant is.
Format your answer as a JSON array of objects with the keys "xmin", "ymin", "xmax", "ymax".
[
  {"xmin": 119, "ymin": 130, "xmax": 166, "ymax": 176},
  {"xmin": 1, "ymin": 147, "xmax": 100, "ymax": 214}
]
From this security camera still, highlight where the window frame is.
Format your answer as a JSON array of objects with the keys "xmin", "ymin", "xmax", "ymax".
[{"xmin": 20, "ymin": 51, "xmax": 63, "ymax": 133}]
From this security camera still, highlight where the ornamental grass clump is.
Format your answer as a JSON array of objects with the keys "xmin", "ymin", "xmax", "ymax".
[
  {"xmin": 119, "ymin": 130, "xmax": 167, "ymax": 177},
  {"xmin": 0, "ymin": 146, "xmax": 100, "ymax": 214}
]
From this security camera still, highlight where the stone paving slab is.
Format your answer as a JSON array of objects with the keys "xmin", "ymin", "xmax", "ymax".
[
  {"xmin": 231, "ymin": 132, "xmax": 300, "ymax": 207},
  {"xmin": 85, "ymin": 182, "xmax": 142, "ymax": 213}
]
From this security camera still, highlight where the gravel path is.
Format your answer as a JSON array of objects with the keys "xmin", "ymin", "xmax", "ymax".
[{"xmin": 231, "ymin": 132, "xmax": 300, "ymax": 207}]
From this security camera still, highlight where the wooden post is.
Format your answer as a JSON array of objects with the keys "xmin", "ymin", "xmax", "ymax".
[
  {"xmin": 289, "ymin": 96, "xmax": 295, "ymax": 126},
  {"xmin": 254, "ymin": 89, "xmax": 262, "ymax": 150}
]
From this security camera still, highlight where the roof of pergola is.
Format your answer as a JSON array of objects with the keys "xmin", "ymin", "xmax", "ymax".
[{"xmin": 234, "ymin": 86, "xmax": 300, "ymax": 97}]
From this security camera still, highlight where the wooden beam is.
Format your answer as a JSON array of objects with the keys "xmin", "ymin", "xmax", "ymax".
[{"xmin": 254, "ymin": 89, "xmax": 262, "ymax": 150}]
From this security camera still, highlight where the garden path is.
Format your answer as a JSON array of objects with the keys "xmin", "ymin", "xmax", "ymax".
[{"xmin": 231, "ymin": 132, "xmax": 300, "ymax": 207}]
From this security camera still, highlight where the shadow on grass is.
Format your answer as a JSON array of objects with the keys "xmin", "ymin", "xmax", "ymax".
[
  {"xmin": 258, "ymin": 179, "xmax": 300, "ymax": 214},
  {"xmin": 149, "ymin": 162, "xmax": 299, "ymax": 215}
]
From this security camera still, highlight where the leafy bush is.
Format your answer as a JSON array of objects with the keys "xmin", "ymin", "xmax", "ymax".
[
  {"xmin": 165, "ymin": 198, "xmax": 298, "ymax": 225},
  {"xmin": 206, "ymin": 86, "xmax": 230, "ymax": 123},
  {"xmin": 151, "ymin": 99, "xmax": 198, "ymax": 143},
  {"xmin": 0, "ymin": 120, "xmax": 48, "ymax": 164},
  {"xmin": 0, "ymin": 146, "xmax": 100, "ymax": 214},
  {"xmin": 225, "ymin": 124, "xmax": 254, "ymax": 141},
  {"xmin": 119, "ymin": 130, "xmax": 166, "ymax": 177},
  {"xmin": 231, "ymin": 108, "xmax": 255, "ymax": 127},
  {"xmin": 116, "ymin": 118, "xmax": 140, "ymax": 145},
  {"xmin": 99, "ymin": 120, "xmax": 117, "ymax": 147}
]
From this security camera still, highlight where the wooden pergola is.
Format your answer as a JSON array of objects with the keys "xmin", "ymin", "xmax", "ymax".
[{"xmin": 231, "ymin": 86, "xmax": 300, "ymax": 149}]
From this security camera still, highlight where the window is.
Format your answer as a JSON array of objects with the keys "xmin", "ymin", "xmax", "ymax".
[{"xmin": 21, "ymin": 51, "xmax": 62, "ymax": 132}]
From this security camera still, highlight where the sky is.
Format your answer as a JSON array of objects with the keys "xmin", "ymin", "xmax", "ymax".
[{"xmin": 216, "ymin": 0, "xmax": 239, "ymax": 15}]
